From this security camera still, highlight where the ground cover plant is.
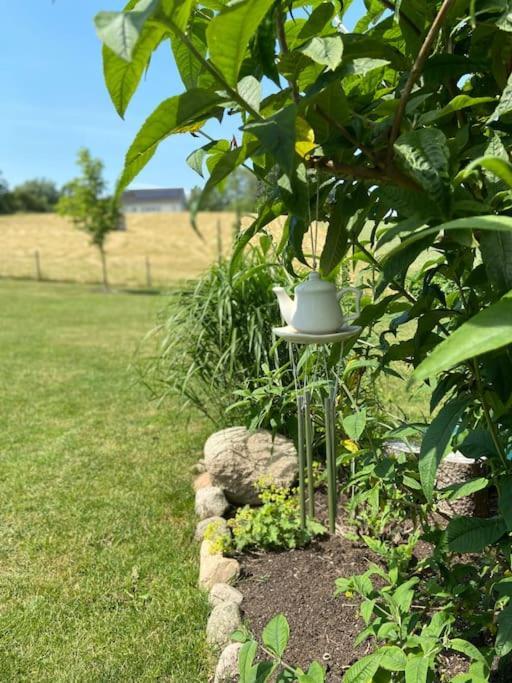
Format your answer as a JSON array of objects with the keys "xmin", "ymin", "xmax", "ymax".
[
  {"xmin": 94, "ymin": 0, "xmax": 512, "ymax": 679},
  {"xmin": 0, "ymin": 280, "xmax": 211, "ymax": 681}
]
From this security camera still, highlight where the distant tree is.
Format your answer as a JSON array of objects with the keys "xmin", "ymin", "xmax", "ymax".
[
  {"xmin": 12, "ymin": 178, "xmax": 60, "ymax": 213},
  {"xmin": 188, "ymin": 167, "xmax": 260, "ymax": 214},
  {"xmin": 0, "ymin": 173, "xmax": 14, "ymax": 214},
  {"xmin": 57, "ymin": 148, "xmax": 120, "ymax": 289}
]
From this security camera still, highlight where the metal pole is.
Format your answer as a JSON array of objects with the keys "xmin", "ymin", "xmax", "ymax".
[
  {"xmin": 330, "ymin": 392, "xmax": 338, "ymax": 527},
  {"xmin": 145, "ymin": 256, "xmax": 152, "ymax": 288},
  {"xmin": 297, "ymin": 395, "xmax": 306, "ymax": 529},
  {"xmin": 304, "ymin": 390, "xmax": 315, "ymax": 518},
  {"xmin": 34, "ymin": 250, "xmax": 42, "ymax": 281},
  {"xmin": 324, "ymin": 395, "xmax": 335, "ymax": 534}
]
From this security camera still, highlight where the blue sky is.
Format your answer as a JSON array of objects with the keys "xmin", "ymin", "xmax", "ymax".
[{"xmin": 1, "ymin": 1, "xmax": 362, "ymax": 193}]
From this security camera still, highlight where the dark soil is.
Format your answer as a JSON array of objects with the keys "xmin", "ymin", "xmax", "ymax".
[{"xmin": 237, "ymin": 534, "xmax": 374, "ymax": 681}]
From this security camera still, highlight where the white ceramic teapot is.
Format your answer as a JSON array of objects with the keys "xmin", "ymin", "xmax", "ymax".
[{"xmin": 273, "ymin": 272, "xmax": 362, "ymax": 335}]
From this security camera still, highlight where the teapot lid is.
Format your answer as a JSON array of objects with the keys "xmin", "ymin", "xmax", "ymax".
[{"xmin": 296, "ymin": 271, "xmax": 336, "ymax": 294}]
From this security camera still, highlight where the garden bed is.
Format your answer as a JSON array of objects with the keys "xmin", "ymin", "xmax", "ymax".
[{"xmin": 238, "ymin": 535, "xmax": 372, "ymax": 681}]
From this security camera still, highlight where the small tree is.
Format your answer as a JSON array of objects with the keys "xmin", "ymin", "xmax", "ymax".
[
  {"xmin": 57, "ymin": 148, "xmax": 120, "ymax": 289},
  {"xmin": 0, "ymin": 172, "xmax": 14, "ymax": 215}
]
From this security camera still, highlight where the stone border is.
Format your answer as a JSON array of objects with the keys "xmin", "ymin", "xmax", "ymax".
[{"xmin": 192, "ymin": 460, "xmax": 243, "ymax": 683}]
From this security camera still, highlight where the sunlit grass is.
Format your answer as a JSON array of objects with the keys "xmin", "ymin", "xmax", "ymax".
[{"xmin": 0, "ymin": 280, "xmax": 212, "ymax": 682}]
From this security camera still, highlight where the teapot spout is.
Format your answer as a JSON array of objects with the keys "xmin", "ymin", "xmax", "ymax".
[{"xmin": 273, "ymin": 286, "xmax": 295, "ymax": 326}]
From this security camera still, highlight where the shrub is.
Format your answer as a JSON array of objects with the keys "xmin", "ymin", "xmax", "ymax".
[{"xmin": 138, "ymin": 241, "xmax": 290, "ymax": 427}]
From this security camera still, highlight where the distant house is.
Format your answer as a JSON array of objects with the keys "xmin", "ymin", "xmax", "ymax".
[{"xmin": 121, "ymin": 188, "xmax": 186, "ymax": 213}]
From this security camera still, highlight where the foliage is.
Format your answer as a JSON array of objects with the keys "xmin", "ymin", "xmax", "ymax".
[
  {"xmin": 57, "ymin": 148, "xmax": 120, "ymax": 288},
  {"xmin": 188, "ymin": 167, "xmax": 260, "ymax": 214},
  {"xmin": 233, "ymin": 614, "xmax": 326, "ymax": 682},
  {"xmin": 11, "ymin": 178, "xmax": 60, "ymax": 213},
  {"xmin": 222, "ymin": 481, "xmax": 324, "ymax": 553},
  {"xmin": 0, "ymin": 172, "xmax": 15, "ymax": 214},
  {"xmin": 138, "ymin": 241, "xmax": 290, "ymax": 427},
  {"xmin": 95, "ymin": 0, "xmax": 512, "ymax": 675}
]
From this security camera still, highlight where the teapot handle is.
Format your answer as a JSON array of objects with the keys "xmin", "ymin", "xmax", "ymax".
[{"xmin": 336, "ymin": 286, "xmax": 362, "ymax": 323}]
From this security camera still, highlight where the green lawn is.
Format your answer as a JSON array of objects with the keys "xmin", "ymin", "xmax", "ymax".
[{"xmin": 0, "ymin": 281, "xmax": 211, "ymax": 682}]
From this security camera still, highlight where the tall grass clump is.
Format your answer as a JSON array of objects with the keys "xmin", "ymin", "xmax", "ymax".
[{"xmin": 138, "ymin": 242, "xmax": 290, "ymax": 427}]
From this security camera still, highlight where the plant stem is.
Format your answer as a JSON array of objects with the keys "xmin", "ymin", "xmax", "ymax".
[
  {"xmin": 315, "ymin": 158, "xmax": 421, "ymax": 192},
  {"xmin": 472, "ymin": 359, "xmax": 508, "ymax": 469},
  {"xmin": 387, "ymin": 0, "xmax": 456, "ymax": 165},
  {"xmin": 157, "ymin": 16, "xmax": 263, "ymax": 122},
  {"xmin": 275, "ymin": 5, "xmax": 300, "ymax": 103}
]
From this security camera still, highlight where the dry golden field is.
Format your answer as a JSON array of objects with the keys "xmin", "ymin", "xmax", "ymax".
[{"xmin": 0, "ymin": 212, "xmax": 249, "ymax": 287}]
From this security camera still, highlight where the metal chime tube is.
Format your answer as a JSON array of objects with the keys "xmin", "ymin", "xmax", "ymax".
[
  {"xmin": 324, "ymin": 395, "xmax": 335, "ymax": 534},
  {"xmin": 296, "ymin": 395, "xmax": 307, "ymax": 529},
  {"xmin": 330, "ymin": 391, "xmax": 338, "ymax": 526},
  {"xmin": 304, "ymin": 391, "xmax": 315, "ymax": 518}
]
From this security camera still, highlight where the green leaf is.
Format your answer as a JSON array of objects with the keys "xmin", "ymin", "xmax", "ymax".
[
  {"xmin": 412, "ymin": 290, "xmax": 512, "ymax": 382},
  {"xmin": 171, "ymin": 15, "xmax": 208, "ymax": 89},
  {"xmin": 297, "ymin": 661, "xmax": 325, "ymax": 683},
  {"xmin": 499, "ymin": 476, "xmax": 512, "ymax": 530},
  {"xmin": 393, "ymin": 128, "xmax": 451, "ymax": 216},
  {"xmin": 447, "ymin": 515, "xmax": 507, "ymax": 553},
  {"xmin": 238, "ymin": 76, "xmax": 262, "ymax": 113},
  {"xmin": 488, "ymin": 72, "xmax": 512, "ymax": 123},
  {"xmin": 404, "ymin": 655, "xmax": 429, "ymax": 683},
  {"xmin": 94, "ymin": 0, "xmax": 159, "ymax": 62},
  {"xmin": 262, "ymin": 614, "xmax": 289, "ymax": 658},
  {"xmin": 419, "ymin": 397, "xmax": 468, "ymax": 502},
  {"xmin": 497, "ymin": 603, "xmax": 512, "ymax": 656},
  {"xmin": 380, "ymin": 646, "xmax": 407, "ymax": 671},
  {"xmin": 448, "ymin": 638, "xmax": 488, "ymax": 666},
  {"xmin": 440, "ymin": 477, "xmax": 489, "ymax": 501},
  {"xmin": 458, "ymin": 155, "xmax": 512, "ymax": 189},
  {"xmin": 299, "ymin": 36, "xmax": 344, "ymax": 71},
  {"xmin": 102, "ymin": 23, "xmax": 166, "ymax": 118},
  {"xmin": 386, "ymin": 215, "xmax": 512, "ymax": 264},
  {"xmin": 320, "ymin": 190, "xmax": 350, "ymax": 276},
  {"xmin": 419, "ymin": 95, "xmax": 495, "ymax": 124},
  {"xmin": 342, "ymin": 652, "xmax": 384, "ymax": 683},
  {"xmin": 480, "ymin": 231, "xmax": 512, "ymax": 293},
  {"xmin": 238, "ymin": 640, "xmax": 258, "ymax": 683},
  {"xmin": 230, "ymin": 201, "xmax": 284, "ymax": 275},
  {"xmin": 343, "ymin": 409, "xmax": 367, "ymax": 442},
  {"xmin": 244, "ymin": 106, "xmax": 297, "ymax": 176},
  {"xmin": 206, "ymin": 0, "xmax": 275, "ymax": 87},
  {"xmin": 117, "ymin": 88, "xmax": 222, "ymax": 194}
]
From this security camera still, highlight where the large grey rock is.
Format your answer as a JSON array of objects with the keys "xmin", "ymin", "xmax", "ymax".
[
  {"xmin": 214, "ymin": 642, "xmax": 242, "ymax": 683},
  {"xmin": 207, "ymin": 602, "xmax": 242, "ymax": 649},
  {"xmin": 204, "ymin": 427, "xmax": 297, "ymax": 504},
  {"xmin": 209, "ymin": 583, "xmax": 243, "ymax": 607},
  {"xmin": 195, "ymin": 516, "xmax": 229, "ymax": 542},
  {"xmin": 195, "ymin": 486, "xmax": 229, "ymax": 519},
  {"xmin": 199, "ymin": 547, "xmax": 240, "ymax": 590}
]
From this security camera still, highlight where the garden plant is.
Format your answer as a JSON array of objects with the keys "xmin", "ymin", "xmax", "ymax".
[{"xmin": 95, "ymin": 0, "xmax": 512, "ymax": 680}]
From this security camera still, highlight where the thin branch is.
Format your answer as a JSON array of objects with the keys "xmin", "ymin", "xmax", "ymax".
[
  {"xmin": 316, "ymin": 106, "xmax": 380, "ymax": 167},
  {"xmin": 387, "ymin": 0, "xmax": 456, "ymax": 166},
  {"xmin": 315, "ymin": 157, "xmax": 421, "ymax": 192}
]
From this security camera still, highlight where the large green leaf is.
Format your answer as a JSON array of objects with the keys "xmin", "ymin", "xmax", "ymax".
[
  {"xmin": 457, "ymin": 155, "xmax": 512, "ymax": 188},
  {"xmin": 206, "ymin": 0, "xmax": 275, "ymax": 87},
  {"xmin": 102, "ymin": 23, "xmax": 166, "ymax": 117},
  {"xmin": 95, "ymin": 0, "xmax": 160, "ymax": 61},
  {"xmin": 488, "ymin": 72, "xmax": 512, "ymax": 123},
  {"xmin": 480, "ymin": 231, "xmax": 512, "ymax": 293},
  {"xmin": 404, "ymin": 654, "xmax": 429, "ymax": 683},
  {"xmin": 412, "ymin": 290, "xmax": 512, "ymax": 382},
  {"xmin": 393, "ymin": 128, "xmax": 451, "ymax": 216},
  {"xmin": 419, "ymin": 95, "xmax": 495, "ymax": 124},
  {"xmin": 244, "ymin": 106, "xmax": 297, "ymax": 175},
  {"xmin": 319, "ymin": 185, "xmax": 352, "ymax": 276},
  {"xmin": 299, "ymin": 36, "xmax": 344, "ymax": 71},
  {"xmin": 499, "ymin": 476, "xmax": 512, "ymax": 530},
  {"xmin": 497, "ymin": 603, "xmax": 512, "ymax": 657},
  {"xmin": 385, "ymin": 215, "xmax": 512, "ymax": 259},
  {"xmin": 117, "ymin": 88, "xmax": 223, "ymax": 194},
  {"xmin": 262, "ymin": 614, "xmax": 289, "ymax": 658},
  {"xmin": 342, "ymin": 651, "xmax": 384, "ymax": 683},
  {"xmin": 447, "ymin": 515, "xmax": 507, "ymax": 553},
  {"xmin": 419, "ymin": 396, "xmax": 468, "ymax": 502},
  {"xmin": 238, "ymin": 640, "xmax": 258, "ymax": 683},
  {"xmin": 170, "ymin": 15, "xmax": 208, "ymax": 89}
]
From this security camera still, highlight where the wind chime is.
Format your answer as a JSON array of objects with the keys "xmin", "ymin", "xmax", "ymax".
[{"xmin": 272, "ymin": 195, "xmax": 362, "ymax": 534}]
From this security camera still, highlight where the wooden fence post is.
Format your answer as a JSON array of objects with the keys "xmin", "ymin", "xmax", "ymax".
[
  {"xmin": 34, "ymin": 250, "xmax": 42, "ymax": 281},
  {"xmin": 145, "ymin": 256, "xmax": 152, "ymax": 288}
]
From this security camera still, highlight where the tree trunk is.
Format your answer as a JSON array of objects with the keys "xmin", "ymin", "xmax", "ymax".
[{"xmin": 100, "ymin": 248, "xmax": 109, "ymax": 291}]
